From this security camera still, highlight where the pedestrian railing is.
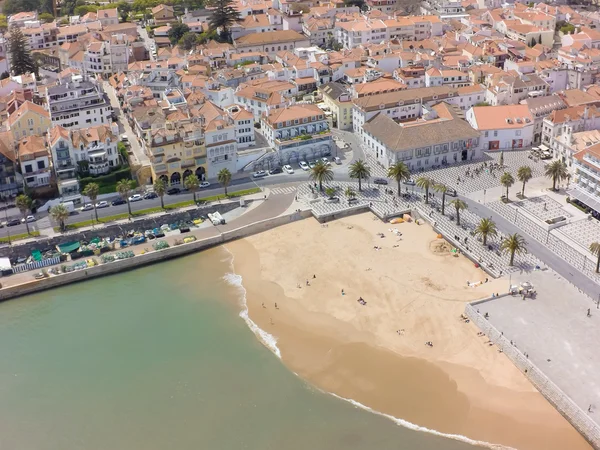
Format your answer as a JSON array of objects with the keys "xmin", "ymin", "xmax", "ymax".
[{"xmin": 465, "ymin": 303, "xmax": 600, "ymax": 449}]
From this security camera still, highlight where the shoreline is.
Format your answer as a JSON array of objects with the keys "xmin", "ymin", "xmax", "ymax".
[{"xmin": 225, "ymin": 213, "xmax": 591, "ymax": 450}]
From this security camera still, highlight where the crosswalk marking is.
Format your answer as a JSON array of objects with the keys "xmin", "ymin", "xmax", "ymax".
[{"xmin": 270, "ymin": 186, "xmax": 297, "ymax": 195}]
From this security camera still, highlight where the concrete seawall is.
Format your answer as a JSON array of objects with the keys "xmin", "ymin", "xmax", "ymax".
[{"xmin": 0, "ymin": 209, "xmax": 311, "ymax": 303}]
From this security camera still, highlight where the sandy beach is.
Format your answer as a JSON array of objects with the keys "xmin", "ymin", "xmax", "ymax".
[{"xmin": 226, "ymin": 213, "xmax": 590, "ymax": 450}]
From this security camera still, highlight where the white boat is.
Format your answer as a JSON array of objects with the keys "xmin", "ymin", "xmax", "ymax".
[{"xmin": 208, "ymin": 212, "xmax": 225, "ymax": 226}]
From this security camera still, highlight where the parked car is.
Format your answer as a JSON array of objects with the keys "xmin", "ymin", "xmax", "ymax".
[
  {"xmin": 446, "ymin": 188, "xmax": 458, "ymax": 197},
  {"xmin": 6, "ymin": 218, "xmax": 20, "ymax": 227},
  {"xmin": 120, "ymin": 134, "xmax": 128, "ymax": 142},
  {"xmin": 334, "ymin": 157, "xmax": 342, "ymax": 165},
  {"xmin": 143, "ymin": 192, "xmax": 158, "ymax": 199},
  {"xmin": 96, "ymin": 201, "xmax": 109, "ymax": 208},
  {"xmin": 403, "ymin": 179, "xmax": 416, "ymax": 186},
  {"xmin": 308, "ymin": 161, "xmax": 317, "ymax": 169},
  {"xmin": 374, "ymin": 178, "xmax": 389, "ymax": 185},
  {"xmin": 299, "ymin": 161, "xmax": 309, "ymax": 171},
  {"xmin": 21, "ymin": 215, "xmax": 36, "ymax": 223},
  {"xmin": 269, "ymin": 167, "xmax": 283, "ymax": 175},
  {"xmin": 200, "ymin": 181, "xmax": 210, "ymax": 188},
  {"xmin": 253, "ymin": 170, "xmax": 268, "ymax": 178},
  {"xmin": 167, "ymin": 187, "xmax": 181, "ymax": 195},
  {"xmin": 283, "ymin": 164, "xmax": 294, "ymax": 174},
  {"xmin": 321, "ymin": 157, "xmax": 330, "ymax": 165},
  {"xmin": 81, "ymin": 203, "xmax": 94, "ymax": 211},
  {"xmin": 111, "ymin": 198, "xmax": 126, "ymax": 206},
  {"xmin": 129, "ymin": 194, "xmax": 143, "ymax": 202}
]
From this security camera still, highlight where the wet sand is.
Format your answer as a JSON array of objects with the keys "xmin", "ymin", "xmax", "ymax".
[{"xmin": 226, "ymin": 213, "xmax": 590, "ymax": 450}]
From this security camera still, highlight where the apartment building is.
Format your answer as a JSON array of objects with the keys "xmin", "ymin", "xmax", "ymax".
[
  {"xmin": 70, "ymin": 124, "xmax": 120, "ymax": 175},
  {"xmin": 46, "ymin": 75, "xmax": 112, "ymax": 130},
  {"xmin": 0, "ymin": 132, "xmax": 19, "ymax": 197},
  {"xmin": 260, "ymin": 104, "xmax": 332, "ymax": 163},
  {"xmin": 572, "ymin": 142, "xmax": 600, "ymax": 210},
  {"xmin": 205, "ymin": 119, "xmax": 237, "ymax": 179},
  {"xmin": 225, "ymin": 105, "xmax": 256, "ymax": 149},
  {"xmin": 542, "ymin": 105, "xmax": 600, "ymax": 150},
  {"xmin": 233, "ymin": 30, "xmax": 310, "ymax": 56}
]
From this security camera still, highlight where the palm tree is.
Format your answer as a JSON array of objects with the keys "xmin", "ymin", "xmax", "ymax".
[
  {"xmin": 387, "ymin": 161, "xmax": 411, "ymax": 196},
  {"xmin": 345, "ymin": 187, "xmax": 356, "ymax": 199},
  {"xmin": 348, "ymin": 160, "xmax": 370, "ymax": 191},
  {"xmin": 310, "ymin": 161, "xmax": 334, "ymax": 192},
  {"xmin": 517, "ymin": 166, "xmax": 533, "ymax": 197},
  {"xmin": 82, "ymin": 182, "xmax": 100, "ymax": 222},
  {"xmin": 590, "ymin": 242, "xmax": 600, "ymax": 273},
  {"xmin": 545, "ymin": 160, "xmax": 568, "ymax": 191},
  {"xmin": 217, "ymin": 168, "xmax": 232, "ymax": 196},
  {"xmin": 116, "ymin": 179, "xmax": 134, "ymax": 216},
  {"xmin": 500, "ymin": 233, "xmax": 528, "ymax": 266},
  {"xmin": 154, "ymin": 178, "xmax": 166, "ymax": 209},
  {"xmin": 449, "ymin": 198, "xmax": 468, "ymax": 225},
  {"xmin": 500, "ymin": 172, "xmax": 515, "ymax": 200},
  {"xmin": 50, "ymin": 203, "xmax": 70, "ymax": 232},
  {"xmin": 415, "ymin": 176, "xmax": 434, "ymax": 204},
  {"xmin": 15, "ymin": 194, "xmax": 32, "ymax": 235},
  {"xmin": 433, "ymin": 183, "xmax": 448, "ymax": 215},
  {"xmin": 474, "ymin": 218, "xmax": 497, "ymax": 246},
  {"xmin": 184, "ymin": 174, "xmax": 200, "ymax": 204}
]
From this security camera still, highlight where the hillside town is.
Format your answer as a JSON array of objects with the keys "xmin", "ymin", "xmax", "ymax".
[{"xmin": 0, "ymin": 0, "xmax": 598, "ymax": 215}]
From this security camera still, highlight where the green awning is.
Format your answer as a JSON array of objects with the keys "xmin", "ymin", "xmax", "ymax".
[
  {"xmin": 31, "ymin": 250, "xmax": 42, "ymax": 261},
  {"xmin": 58, "ymin": 242, "xmax": 80, "ymax": 253}
]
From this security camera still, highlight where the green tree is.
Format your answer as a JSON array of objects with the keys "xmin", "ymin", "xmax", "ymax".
[
  {"xmin": 590, "ymin": 242, "xmax": 600, "ymax": 273},
  {"xmin": 3, "ymin": 0, "xmax": 39, "ymax": 15},
  {"xmin": 207, "ymin": 0, "xmax": 240, "ymax": 42},
  {"xmin": 217, "ymin": 168, "xmax": 232, "ymax": 196},
  {"xmin": 387, "ymin": 161, "xmax": 410, "ymax": 196},
  {"xmin": 0, "ymin": 14, "xmax": 7, "ymax": 29},
  {"xmin": 344, "ymin": 187, "xmax": 356, "ymax": 199},
  {"xmin": 474, "ymin": 218, "xmax": 497, "ymax": 246},
  {"xmin": 449, "ymin": 198, "xmax": 467, "ymax": 225},
  {"xmin": 168, "ymin": 23, "xmax": 190, "ymax": 45},
  {"xmin": 117, "ymin": 1, "xmax": 131, "ymax": 21},
  {"xmin": 116, "ymin": 179, "xmax": 134, "ymax": 216},
  {"xmin": 154, "ymin": 178, "xmax": 166, "ymax": 209},
  {"xmin": 15, "ymin": 194, "xmax": 32, "ymax": 235},
  {"xmin": 545, "ymin": 160, "xmax": 568, "ymax": 191},
  {"xmin": 82, "ymin": 182, "xmax": 100, "ymax": 222},
  {"xmin": 38, "ymin": 12, "xmax": 55, "ymax": 22},
  {"xmin": 433, "ymin": 183, "xmax": 448, "ymax": 215},
  {"xmin": 9, "ymin": 26, "xmax": 37, "ymax": 76},
  {"xmin": 179, "ymin": 31, "xmax": 198, "ymax": 50},
  {"xmin": 500, "ymin": 233, "xmax": 527, "ymax": 266},
  {"xmin": 415, "ymin": 176, "xmax": 434, "ymax": 204},
  {"xmin": 310, "ymin": 161, "xmax": 333, "ymax": 192},
  {"xmin": 50, "ymin": 203, "xmax": 70, "ymax": 232},
  {"xmin": 500, "ymin": 172, "xmax": 514, "ymax": 200},
  {"xmin": 517, "ymin": 165, "xmax": 532, "ymax": 197},
  {"xmin": 184, "ymin": 174, "xmax": 200, "ymax": 203},
  {"xmin": 348, "ymin": 160, "xmax": 370, "ymax": 192}
]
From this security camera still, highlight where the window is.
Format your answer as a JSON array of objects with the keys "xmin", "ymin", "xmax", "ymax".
[
  {"xmin": 484, "ymin": 131, "xmax": 489, "ymax": 137},
  {"xmin": 37, "ymin": 161, "xmax": 45, "ymax": 170},
  {"xmin": 493, "ymin": 131, "xmax": 498, "ymax": 137},
  {"xmin": 25, "ymin": 164, "xmax": 33, "ymax": 173}
]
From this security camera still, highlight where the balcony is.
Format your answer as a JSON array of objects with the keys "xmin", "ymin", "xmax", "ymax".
[{"xmin": 181, "ymin": 159, "xmax": 195, "ymax": 168}]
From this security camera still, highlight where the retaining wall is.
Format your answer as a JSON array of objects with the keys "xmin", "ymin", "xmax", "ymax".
[
  {"xmin": 465, "ymin": 302, "xmax": 600, "ymax": 449},
  {"xmin": 0, "ymin": 209, "xmax": 311, "ymax": 303}
]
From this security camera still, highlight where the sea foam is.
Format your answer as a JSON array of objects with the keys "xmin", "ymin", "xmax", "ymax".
[
  {"xmin": 221, "ymin": 257, "xmax": 282, "ymax": 359},
  {"xmin": 329, "ymin": 393, "xmax": 513, "ymax": 450}
]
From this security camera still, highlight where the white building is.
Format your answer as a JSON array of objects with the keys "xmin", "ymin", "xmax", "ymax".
[
  {"xmin": 260, "ymin": 104, "xmax": 332, "ymax": 163},
  {"xmin": 225, "ymin": 105, "xmax": 256, "ymax": 149},
  {"xmin": 17, "ymin": 135, "xmax": 52, "ymax": 189},
  {"xmin": 48, "ymin": 126, "xmax": 80, "ymax": 202},
  {"xmin": 70, "ymin": 124, "xmax": 120, "ymax": 175},
  {"xmin": 204, "ymin": 119, "xmax": 238, "ymax": 179},
  {"xmin": 361, "ymin": 103, "xmax": 480, "ymax": 171},
  {"xmin": 466, "ymin": 104, "xmax": 534, "ymax": 150},
  {"xmin": 46, "ymin": 75, "xmax": 112, "ymax": 130}
]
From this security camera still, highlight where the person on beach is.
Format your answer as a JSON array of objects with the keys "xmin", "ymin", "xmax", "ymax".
[
  {"xmin": 262, "ymin": 303, "xmax": 266, "ymax": 308},
  {"xmin": 270, "ymin": 318, "xmax": 274, "ymax": 325},
  {"xmin": 306, "ymin": 280, "xmax": 310, "ymax": 286},
  {"xmin": 313, "ymin": 274, "xmax": 316, "ymax": 279},
  {"xmin": 275, "ymin": 303, "xmax": 278, "ymax": 309},
  {"xmin": 341, "ymin": 289, "xmax": 345, "ymax": 296}
]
